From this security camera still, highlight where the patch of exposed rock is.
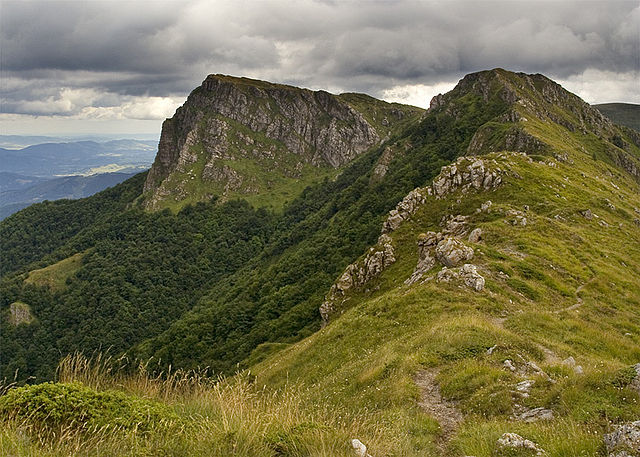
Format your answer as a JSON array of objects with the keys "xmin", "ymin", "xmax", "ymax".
[
  {"xmin": 513, "ymin": 406, "xmax": 554, "ymax": 422},
  {"xmin": 604, "ymin": 421, "xmax": 640, "ymax": 457},
  {"xmin": 405, "ymin": 232, "xmax": 440, "ymax": 285},
  {"xmin": 468, "ymin": 228, "xmax": 483, "ymax": 243},
  {"xmin": 497, "ymin": 433, "xmax": 546, "ymax": 455},
  {"xmin": 431, "ymin": 156, "xmax": 503, "ymax": 199},
  {"xmin": 382, "ymin": 154, "xmax": 510, "ymax": 234},
  {"xmin": 320, "ymin": 234, "xmax": 395, "ymax": 322},
  {"xmin": 437, "ymin": 264, "xmax": 485, "ymax": 291},
  {"xmin": 8, "ymin": 302, "xmax": 34, "ymax": 326},
  {"xmin": 435, "ymin": 236, "xmax": 474, "ymax": 267}
]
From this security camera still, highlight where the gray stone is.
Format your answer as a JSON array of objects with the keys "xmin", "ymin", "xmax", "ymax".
[
  {"xmin": 581, "ymin": 209, "xmax": 594, "ymax": 220},
  {"xmin": 630, "ymin": 364, "xmax": 640, "ymax": 395},
  {"xmin": 604, "ymin": 421, "xmax": 640, "ymax": 456},
  {"xmin": 497, "ymin": 433, "xmax": 546, "ymax": 455},
  {"xmin": 382, "ymin": 188, "xmax": 428, "ymax": 233},
  {"xmin": 460, "ymin": 264, "xmax": 485, "ymax": 291},
  {"xmin": 468, "ymin": 228, "xmax": 483, "ymax": 243},
  {"xmin": 515, "ymin": 407, "xmax": 554, "ymax": 422},
  {"xmin": 435, "ymin": 236, "xmax": 474, "ymax": 267},
  {"xmin": 351, "ymin": 438, "xmax": 372, "ymax": 457},
  {"xmin": 562, "ymin": 356, "xmax": 584, "ymax": 375}
]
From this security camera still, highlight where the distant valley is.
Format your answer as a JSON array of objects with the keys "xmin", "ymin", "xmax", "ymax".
[{"xmin": 0, "ymin": 137, "xmax": 157, "ymax": 219}]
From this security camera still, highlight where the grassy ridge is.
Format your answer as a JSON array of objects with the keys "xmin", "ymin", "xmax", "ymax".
[{"xmin": 253, "ymin": 136, "xmax": 640, "ymax": 453}]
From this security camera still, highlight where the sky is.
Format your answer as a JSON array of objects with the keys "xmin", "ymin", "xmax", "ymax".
[{"xmin": 1, "ymin": 0, "xmax": 638, "ymax": 136}]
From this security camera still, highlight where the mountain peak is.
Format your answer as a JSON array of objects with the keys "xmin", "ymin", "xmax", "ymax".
[{"xmin": 142, "ymin": 75, "xmax": 423, "ymax": 211}]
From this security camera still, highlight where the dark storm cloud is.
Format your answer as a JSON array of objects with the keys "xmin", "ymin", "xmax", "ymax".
[{"xmin": 1, "ymin": 0, "xmax": 638, "ymax": 119}]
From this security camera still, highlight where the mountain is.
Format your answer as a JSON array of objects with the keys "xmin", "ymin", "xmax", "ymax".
[
  {"xmin": 1, "ymin": 69, "xmax": 640, "ymax": 455},
  {"xmin": 0, "ymin": 172, "xmax": 49, "ymax": 193},
  {"xmin": 0, "ymin": 139, "xmax": 157, "ymax": 177},
  {"xmin": 142, "ymin": 74, "xmax": 423, "ymax": 211},
  {"xmin": 0, "ymin": 172, "xmax": 138, "ymax": 220},
  {"xmin": 594, "ymin": 102, "xmax": 640, "ymax": 132}
]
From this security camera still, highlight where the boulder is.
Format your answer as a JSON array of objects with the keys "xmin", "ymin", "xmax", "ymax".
[
  {"xmin": 460, "ymin": 264, "xmax": 485, "ymax": 291},
  {"xmin": 435, "ymin": 264, "xmax": 485, "ymax": 292},
  {"xmin": 468, "ymin": 228, "xmax": 483, "ymax": 243},
  {"xmin": 435, "ymin": 237, "xmax": 474, "ymax": 267},
  {"xmin": 581, "ymin": 209, "xmax": 594, "ymax": 220},
  {"xmin": 443, "ymin": 214, "xmax": 469, "ymax": 236},
  {"xmin": 351, "ymin": 438, "xmax": 372, "ymax": 457}
]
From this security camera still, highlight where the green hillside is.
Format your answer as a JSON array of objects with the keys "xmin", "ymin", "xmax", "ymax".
[
  {"xmin": 594, "ymin": 103, "xmax": 640, "ymax": 132},
  {"xmin": 2, "ymin": 69, "xmax": 640, "ymax": 456}
]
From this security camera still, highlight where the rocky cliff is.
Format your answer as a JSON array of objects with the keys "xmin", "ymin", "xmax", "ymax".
[{"xmin": 143, "ymin": 75, "xmax": 422, "ymax": 210}]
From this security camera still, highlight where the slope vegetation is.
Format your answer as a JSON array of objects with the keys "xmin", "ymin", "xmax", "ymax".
[{"xmin": 1, "ymin": 69, "xmax": 640, "ymax": 456}]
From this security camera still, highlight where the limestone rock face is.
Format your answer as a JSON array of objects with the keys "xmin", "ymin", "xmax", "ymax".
[
  {"xmin": 604, "ymin": 421, "xmax": 640, "ymax": 456},
  {"xmin": 381, "ymin": 154, "xmax": 510, "ymax": 235},
  {"xmin": 435, "ymin": 236, "xmax": 474, "ymax": 267},
  {"xmin": 432, "ymin": 156, "xmax": 503, "ymax": 199},
  {"xmin": 405, "ymin": 231, "xmax": 441, "ymax": 285},
  {"xmin": 382, "ymin": 188, "xmax": 429, "ymax": 233},
  {"xmin": 8, "ymin": 302, "xmax": 34, "ymax": 326},
  {"xmin": 320, "ymin": 234, "xmax": 396, "ymax": 322},
  {"xmin": 144, "ymin": 75, "xmax": 390, "ymax": 209}
]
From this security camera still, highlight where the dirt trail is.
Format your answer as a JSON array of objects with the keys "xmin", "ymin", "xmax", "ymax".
[
  {"xmin": 415, "ymin": 369, "xmax": 463, "ymax": 452},
  {"xmin": 556, "ymin": 277, "xmax": 595, "ymax": 313}
]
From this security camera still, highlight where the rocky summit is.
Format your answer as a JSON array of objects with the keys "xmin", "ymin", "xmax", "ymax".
[
  {"xmin": 2, "ymin": 68, "xmax": 640, "ymax": 456},
  {"xmin": 142, "ymin": 74, "xmax": 422, "ymax": 210}
]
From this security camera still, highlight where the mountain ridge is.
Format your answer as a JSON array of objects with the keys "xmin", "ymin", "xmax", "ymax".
[{"xmin": 2, "ymin": 68, "xmax": 640, "ymax": 455}]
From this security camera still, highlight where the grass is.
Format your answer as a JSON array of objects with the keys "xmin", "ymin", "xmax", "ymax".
[
  {"xmin": 0, "ymin": 353, "xmax": 383, "ymax": 457},
  {"xmin": 253, "ymin": 141, "xmax": 640, "ymax": 454},
  {"xmin": 24, "ymin": 252, "xmax": 84, "ymax": 292}
]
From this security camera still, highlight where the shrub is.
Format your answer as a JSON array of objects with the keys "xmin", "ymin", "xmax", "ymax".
[{"xmin": 0, "ymin": 382, "xmax": 179, "ymax": 435}]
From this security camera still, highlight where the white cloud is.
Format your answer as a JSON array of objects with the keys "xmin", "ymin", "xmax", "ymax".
[
  {"xmin": 380, "ymin": 82, "xmax": 457, "ymax": 109},
  {"xmin": 557, "ymin": 69, "xmax": 640, "ymax": 104}
]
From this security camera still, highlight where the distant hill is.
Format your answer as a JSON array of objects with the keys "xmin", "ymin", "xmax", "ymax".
[
  {"xmin": 0, "ymin": 172, "xmax": 49, "ymax": 193},
  {"xmin": 594, "ymin": 102, "xmax": 640, "ymax": 132},
  {"xmin": 0, "ymin": 172, "xmax": 138, "ymax": 220}
]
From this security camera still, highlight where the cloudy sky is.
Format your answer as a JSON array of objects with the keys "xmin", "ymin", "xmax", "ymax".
[{"xmin": 1, "ymin": 0, "xmax": 638, "ymax": 136}]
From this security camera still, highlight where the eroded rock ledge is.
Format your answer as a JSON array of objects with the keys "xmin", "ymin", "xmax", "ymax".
[{"xmin": 382, "ymin": 154, "xmax": 515, "ymax": 234}]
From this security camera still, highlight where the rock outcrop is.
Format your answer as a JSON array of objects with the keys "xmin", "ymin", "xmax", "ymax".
[
  {"xmin": 435, "ymin": 236, "xmax": 474, "ymax": 267},
  {"xmin": 320, "ymin": 234, "xmax": 396, "ymax": 322},
  {"xmin": 436, "ymin": 264, "xmax": 485, "ymax": 291},
  {"xmin": 382, "ymin": 154, "xmax": 508, "ymax": 234}
]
